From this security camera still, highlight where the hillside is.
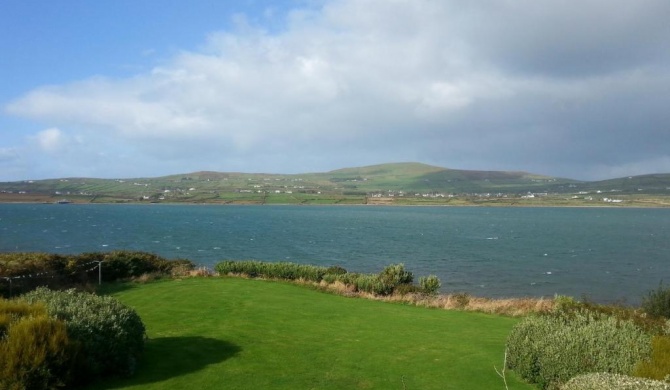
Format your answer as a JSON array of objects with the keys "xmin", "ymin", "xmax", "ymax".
[{"xmin": 1, "ymin": 162, "xmax": 669, "ymax": 206}]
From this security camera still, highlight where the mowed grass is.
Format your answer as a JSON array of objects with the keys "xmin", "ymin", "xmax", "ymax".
[{"xmin": 89, "ymin": 277, "xmax": 535, "ymax": 390}]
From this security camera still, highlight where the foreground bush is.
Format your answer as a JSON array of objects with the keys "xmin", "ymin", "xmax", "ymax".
[
  {"xmin": 0, "ymin": 299, "xmax": 74, "ymax": 390},
  {"xmin": 506, "ymin": 308, "xmax": 652, "ymax": 389},
  {"xmin": 554, "ymin": 297, "xmax": 670, "ymax": 336},
  {"xmin": 561, "ymin": 373, "xmax": 670, "ymax": 390},
  {"xmin": 21, "ymin": 288, "xmax": 146, "ymax": 384}
]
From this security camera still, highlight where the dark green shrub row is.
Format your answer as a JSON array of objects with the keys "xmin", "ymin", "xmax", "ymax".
[
  {"xmin": 21, "ymin": 287, "xmax": 146, "ymax": 385},
  {"xmin": 0, "ymin": 299, "xmax": 74, "ymax": 390},
  {"xmin": 215, "ymin": 260, "xmax": 332, "ymax": 282},
  {"xmin": 326, "ymin": 263, "xmax": 430, "ymax": 296},
  {"xmin": 216, "ymin": 260, "xmax": 440, "ymax": 296},
  {"xmin": 0, "ymin": 251, "xmax": 195, "ymax": 297},
  {"xmin": 321, "ymin": 271, "xmax": 360, "ymax": 285},
  {"xmin": 81, "ymin": 251, "xmax": 195, "ymax": 281},
  {"xmin": 506, "ymin": 307, "xmax": 652, "ymax": 390},
  {"xmin": 560, "ymin": 373, "xmax": 670, "ymax": 390}
]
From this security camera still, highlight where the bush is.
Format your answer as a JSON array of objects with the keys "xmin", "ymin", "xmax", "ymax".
[
  {"xmin": 634, "ymin": 335, "xmax": 670, "ymax": 380},
  {"xmin": 215, "ymin": 260, "xmax": 329, "ymax": 282},
  {"xmin": 97, "ymin": 251, "xmax": 195, "ymax": 281},
  {"xmin": 642, "ymin": 283, "xmax": 670, "ymax": 319},
  {"xmin": 553, "ymin": 295, "xmax": 579, "ymax": 312},
  {"xmin": 554, "ymin": 298, "xmax": 669, "ymax": 336},
  {"xmin": 215, "ymin": 260, "xmax": 431, "ymax": 297},
  {"xmin": 20, "ymin": 288, "xmax": 146, "ymax": 384},
  {"xmin": 0, "ymin": 299, "xmax": 74, "ymax": 390},
  {"xmin": 0, "ymin": 251, "xmax": 195, "ymax": 297},
  {"xmin": 394, "ymin": 283, "xmax": 422, "ymax": 295},
  {"xmin": 353, "ymin": 274, "xmax": 390, "ymax": 295},
  {"xmin": 378, "ymin": 263, "xmax": 413, "ymax": 286},
  {"xmin": 561, "ymin": 373, "xmax": 670, "ymax": 390},
  {"xmin": 506, "ymin": 308, "xmax": 652, "ymax": 389},
  {"xmin": 322, "ymin": 271, "xmax": 361, "ymax": 286},
  {"xmin": 419, "ymin": 275, "xmax": 441, "ymax": 295},
  {"xmin": 325, "ymin": 265, "xmax": 347, "ymax": 275}
]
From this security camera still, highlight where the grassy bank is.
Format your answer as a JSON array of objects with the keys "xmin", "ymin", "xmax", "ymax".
[{"xmin": 88, "ymin": 277, "xmax": 535, "ymax": 389}]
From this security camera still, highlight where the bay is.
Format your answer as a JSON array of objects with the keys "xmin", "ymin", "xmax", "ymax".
[{"xmin": 1, "ymin": 203, "xmax": 668, "ymax": 304}]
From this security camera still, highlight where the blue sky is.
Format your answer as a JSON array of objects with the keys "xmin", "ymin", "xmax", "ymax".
[{"xmin": 2, "ymin": 0, "xmax": 670, "ymax": 181}]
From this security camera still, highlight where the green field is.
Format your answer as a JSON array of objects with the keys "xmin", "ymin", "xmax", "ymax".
[{"xmin": 88, "ymin": 277, "xmax": 535, "ymax": 389}]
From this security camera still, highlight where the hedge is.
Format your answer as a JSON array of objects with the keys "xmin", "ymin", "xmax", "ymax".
[
  {"xmin": 21, "ymin": 288, "xmax": 146, "ymax": 385},
  {"xmin": 506, "ymin": 308, "xmax": 652, "ymax": 389}
]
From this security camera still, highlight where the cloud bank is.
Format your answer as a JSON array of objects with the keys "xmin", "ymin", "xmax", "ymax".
[{"xmin": 4, "ymin": 0, "xmax": 670, "ymax": 180}]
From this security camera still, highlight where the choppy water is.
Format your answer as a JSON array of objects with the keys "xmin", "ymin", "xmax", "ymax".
[{"xmin": 1, "ymin": 204, "xmax": 668, "ymax": 303}]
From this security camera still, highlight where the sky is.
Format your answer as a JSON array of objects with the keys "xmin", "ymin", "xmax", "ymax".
[{"xmin": 1, "ymin": 0, "xmax": 669, "ymax": 181}]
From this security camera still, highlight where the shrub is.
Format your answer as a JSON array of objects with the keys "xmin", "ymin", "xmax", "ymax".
[
  {"xmin": 215, "ymin": 260, "xmax": 260, "ymax": 277},
  {"xmin": 554, "ymin": 298, "xmax": 669, "ymax": 336},
  {"xmin": 0, "ymin": 251, "xmax": 195, "ymax": 297},
  {"xmin": 0, "ymin": 299, "xmax": 74, "ymax": 390},
  {"xmin": 98, "ymin": 251, "xmax": 194, "ymax": 281},
  {"xmin": 560, "ymin": 373, "xmax": 670, "ymax": 390},
  {"xmin": 642, "ymin": 283, "xmax": 670, "ymax": 319},
  {"xmin": 506, "ymin": 309, "xmax": 652, "ymax": 389},
  {"xmin": 20, "ymin": 288, "xmax": 146, "ymax": 384},
  {"xmin": 325, "ymin": 265, "xmax": 347, "ymax": 275},
  {"xmin": 378, "ymin": 263, "xmax": 413, "ymax": 286},
  {"xmin": 324, "ymin": 272, "xmax": 361, "ymax": 286},
  {"xmin": 553, "ymin": 295, "xmax": 579, "ymax": 312},
  {"xmin": 215, "ymin": 260, "xmax": 427, "ymax": 297},
  {"xmin": 215, "ymin": 260, "xmax": 329, "ymax": 282},
  {"xmin": 419, "ymin": 275, "xmax": 441, "ymax": 295},
  {"xmin": 634, "ymin": 335, "xmax": 670, "ymax": 380},
  {"xmin": 394, "ymin": 283, "xmax": 422, "ymax": 295},
  {"xmin": 353, "ymin": 274, "xmax": 389, "ymax": 295}
]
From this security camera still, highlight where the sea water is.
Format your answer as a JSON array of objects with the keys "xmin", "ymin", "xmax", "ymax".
[{"xmin": 1, "ymin": 203, "xmax": 668, "ymax": 303}]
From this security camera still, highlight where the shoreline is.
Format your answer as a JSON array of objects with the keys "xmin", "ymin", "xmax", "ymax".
[{"xmin": 1, "ymin": 199, "xmax": 669, "ymax": 208}]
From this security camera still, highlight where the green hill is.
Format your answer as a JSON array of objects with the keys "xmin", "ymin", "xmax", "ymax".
[{"xmin": 1, "ymin": 162, "xmax": 669, "ymax": 206}]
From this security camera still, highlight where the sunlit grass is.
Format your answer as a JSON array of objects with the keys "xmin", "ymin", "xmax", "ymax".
[{"xmin": 88, "ymin": 277, "xmax": 535, "ymax": 389}]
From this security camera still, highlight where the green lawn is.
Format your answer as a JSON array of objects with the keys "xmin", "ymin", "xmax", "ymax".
[{"xmin": 89, "ymin": 278, "xmax": 535, "ymax": 389}]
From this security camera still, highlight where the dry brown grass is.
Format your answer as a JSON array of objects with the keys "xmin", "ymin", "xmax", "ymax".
[
  {"xmin": 317, "ymin": 280, "xmax": 357, "ymax": 295},
  {"xmin": 186, "ymin": 267, "xmax": 215, "ymax": 277},
  {"xmin": 313, "ymin": 281, "xmax": 554, "ymax": 317},
  {"xmin": 371, "ymin": 293, "xmax": 554, "ymax": 317}
]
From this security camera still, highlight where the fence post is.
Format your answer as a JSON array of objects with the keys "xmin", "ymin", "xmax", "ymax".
[{"xmin": 94, "ymin": 261, "xmax": 104, "ymax": 285}]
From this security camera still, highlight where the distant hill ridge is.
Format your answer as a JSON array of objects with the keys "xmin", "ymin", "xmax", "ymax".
[{"xmin": 1, "ymin": 162, "xmax": 670, "ymax": 204}]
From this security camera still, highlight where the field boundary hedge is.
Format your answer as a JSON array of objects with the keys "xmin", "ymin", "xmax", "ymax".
[
  {"xmin": 215, "ymin": 260, "xmax": 439, "ymax": 296},
  {"xmin": 0, "ymin": 251, "xmax": 195, "ymax": 297}
]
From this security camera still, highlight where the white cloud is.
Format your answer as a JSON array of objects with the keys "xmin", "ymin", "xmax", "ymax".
[
  {"xmin": 32, "ymin": 128, "xmax": 67, "ymax": 153},
  {"xmin": 4, "ymin": 0, "xmax": 670, "ymax": 179}
]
